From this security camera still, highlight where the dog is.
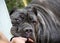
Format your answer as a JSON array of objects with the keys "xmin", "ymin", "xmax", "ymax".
[{"xmin": 10, "ymin": 0, "xmax": 60, "ymax": 43}]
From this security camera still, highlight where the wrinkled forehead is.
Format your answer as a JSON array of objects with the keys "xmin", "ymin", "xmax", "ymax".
[
  {"xmin": 10, "ymin": 8, "xmax": 37, "ymax": 22},
  {"xmin": 10, "ymin": 9, "xmax": 27, "ymax": 19},
  {"xmin": 11, "ymin": 11, "xmax": 20, "ymax": 19}
]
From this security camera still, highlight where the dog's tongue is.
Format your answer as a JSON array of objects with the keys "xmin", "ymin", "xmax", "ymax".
[{"xmin": 25, "ymin": 38, "xmax": 34, "ymax": 43}]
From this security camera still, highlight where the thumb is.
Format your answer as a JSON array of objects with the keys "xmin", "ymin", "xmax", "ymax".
[{"xmin": 18, "ymin": 37, "xmax": 27, "ymax": 41}]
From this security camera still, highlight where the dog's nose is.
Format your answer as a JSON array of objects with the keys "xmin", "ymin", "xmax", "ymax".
[{"xmin": 25, "ymin": 29, "xmax": 33, "ymax": 33}]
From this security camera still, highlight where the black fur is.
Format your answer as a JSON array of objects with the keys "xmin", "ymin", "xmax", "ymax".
[{"xmin": 10, "ymin": 0, "xmax": 60, "ymax": 43}]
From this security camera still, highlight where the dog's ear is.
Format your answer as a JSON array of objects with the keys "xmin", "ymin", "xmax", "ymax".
[
  {"xmin": 32, "ymin": 7, "xmax": 37, "ymax": 16},
  {"xmin": 9, "ymin": 8, "xmax": 17, "ymax": 15}
]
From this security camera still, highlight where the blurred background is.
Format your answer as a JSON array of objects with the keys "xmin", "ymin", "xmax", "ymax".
[{"xmin": 5, "ymin": 0, "xmax": 32, "ymax": 12}]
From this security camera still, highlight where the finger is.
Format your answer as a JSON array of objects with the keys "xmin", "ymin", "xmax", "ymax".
[
  {"xmin": 18, "ymin": 37, "xmax": 27, "ymax": 41},
  {"xmin": 11, "ymin": 37, "xmax": 27, "ymax": 43},
  {"xmin": 10, "ymin": 38, "xmax": 16, "ymax": 43},
  {"xmin": 29, "ymin": 38, "xmax": 34, "ymax": 42}
]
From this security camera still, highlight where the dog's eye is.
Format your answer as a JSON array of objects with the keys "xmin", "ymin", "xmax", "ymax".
[
  {"xmin": 19, "ymin": 13, "xmax": 25, "ymax": 19},
  {"xmin": 32, "ymin": 21, "xmax": 37, "ymax": 24},
  {"xmin": 15, "ymin": 19, "xmax": 20, "ymax": 22}
]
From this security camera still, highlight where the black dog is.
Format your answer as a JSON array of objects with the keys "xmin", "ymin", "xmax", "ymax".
[{"xmin": 10, "ymin": 0, "xmax": 60, "ymax": 43}]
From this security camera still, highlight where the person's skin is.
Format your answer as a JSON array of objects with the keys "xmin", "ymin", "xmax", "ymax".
[
  {"xmin": 0, "ymin": 32, "xmax": 10, "ymax": 43},
  {"xmin": 11, "ymin": 37, "xmax": 34, "ymax": 43},
  {"xmin": 0, "ymin": 32, "xmax": 27, "ymax": 43},
  {"xmin": 11, "ymin": 37, "xmax": 27, "ymax": 43},
  {"xmin": 0, "ymin": 32, "xmax": 34, "ymax": 43}
]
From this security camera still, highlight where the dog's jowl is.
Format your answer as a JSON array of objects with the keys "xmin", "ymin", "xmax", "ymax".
[{"xmin": 10, "ymin": 0, "xmax": 60, "ymax": 43}]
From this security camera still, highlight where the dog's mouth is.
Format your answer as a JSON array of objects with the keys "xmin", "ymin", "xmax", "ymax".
[
  {"xmin": 25, "ymin": 38, "xmax": 34, "ymax": 43},
  {"xmin": 24, "ymin": 31, "xmax": 34, "ymax": 43},
  {"xmin": 11, "ymin": 26, "xmax": 35, "ymax": 43}
]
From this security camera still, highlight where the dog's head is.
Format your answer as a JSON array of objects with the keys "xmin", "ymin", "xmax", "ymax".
[
  {"xmin": 10, "ymin": 6, "xmax": 60, "ymax": 43},
  {"xmin": 9, "ymin": 0, "xmax": 60, "ymax": 43},
  {"xmin": 10, "ymin": 7, "xmax": 40, "ymax": 43}
]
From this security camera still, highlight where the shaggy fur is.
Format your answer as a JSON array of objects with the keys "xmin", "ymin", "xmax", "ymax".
[{"xmin": 10, "ymin": 0, "xmax": 60, "ymax": 43}]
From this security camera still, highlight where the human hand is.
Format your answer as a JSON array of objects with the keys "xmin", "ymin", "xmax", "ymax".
[
  {"xmin": 0, "ymin": 32, "xmax": 34, "ymax": 43},
  {"xmin": 11, "ymin": 37, "xmax": 27, "ymax": 43},
  {"xmin": 11, "ymin": 37, "xmax": 34, "ymax": 43}
]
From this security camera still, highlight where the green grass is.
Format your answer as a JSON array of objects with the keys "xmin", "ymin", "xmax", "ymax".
[{"xmin": 5, "ymin": 0, "xmax": 32, "ymax": 12}]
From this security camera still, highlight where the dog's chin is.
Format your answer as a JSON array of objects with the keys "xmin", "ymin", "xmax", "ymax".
[{"xmin": 21, "ymin": 36, "xmax": 35, "ymax": 43}]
